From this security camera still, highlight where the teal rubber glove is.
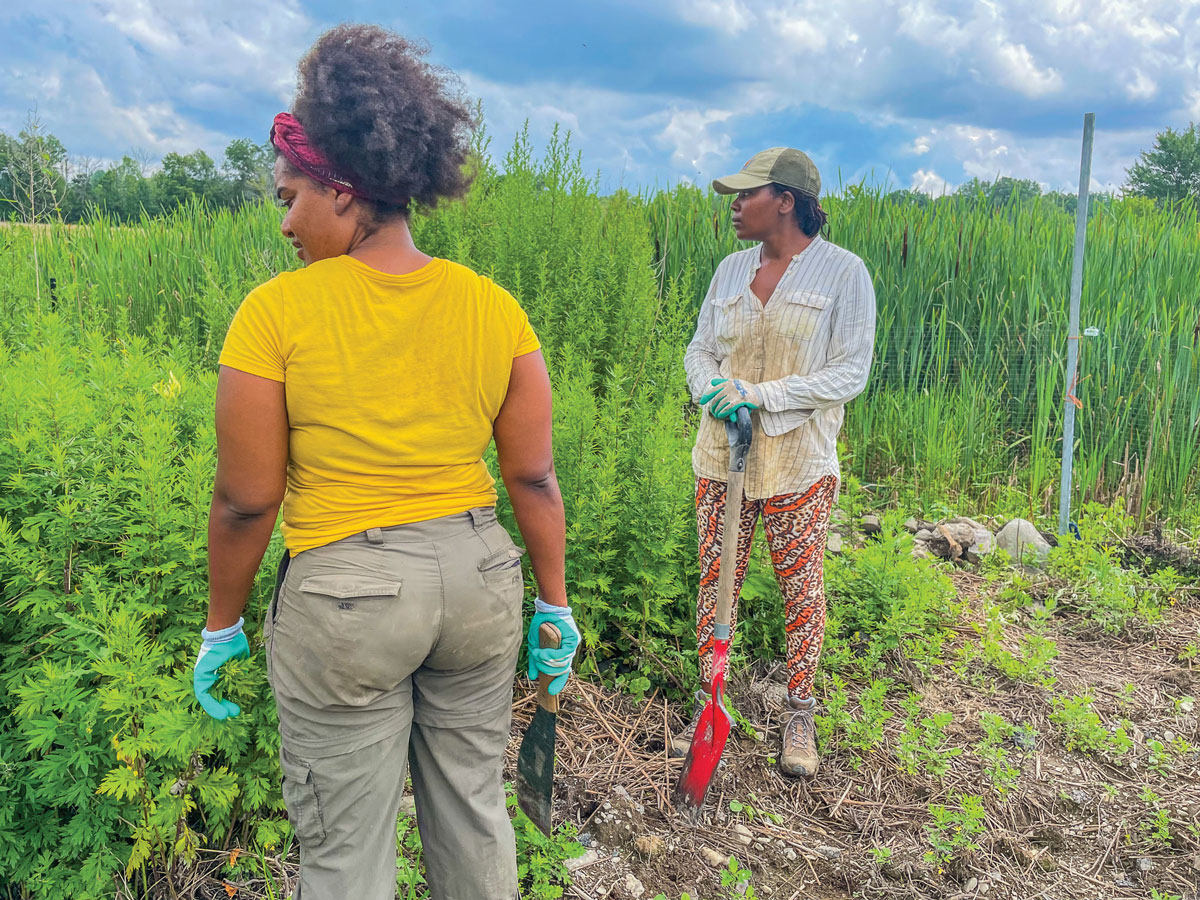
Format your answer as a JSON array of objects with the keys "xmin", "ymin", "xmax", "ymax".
[
  {"xmin": 700, "ymin": 377, "xmax": 762, "ymax": 420},
  {"xmin": 526, "ymin": 598, "xmax": 580, "ymax": 697},
  {"xmin": 193, "ymin": 618, "xmax": 250, "ymax": 720}
]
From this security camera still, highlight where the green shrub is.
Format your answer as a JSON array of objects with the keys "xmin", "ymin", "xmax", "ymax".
[
  {"xmin": 924, "ymin": 793, "xmax": 987, "ymax": 867},
  {"xmin": 1049, "ymin": 501, "xmax": 1179, "ymax": 633},
  {"xmin": 0, "ymin": 317, "xmax": 282, "ymax": 896},
  {"xmin": 823, "ymin": 516, "xmax": 962, "ymax": 674},
  {"xmin": 1049, "ymin": 694, "xmax": 1133, "ymax": 757}
]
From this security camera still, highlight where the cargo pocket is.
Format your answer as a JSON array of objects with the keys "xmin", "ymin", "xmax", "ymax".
[
  {"xmin": 280, "ymin": 753, "xmax": 327, "ymax": 847},
  {"xmin": 478, "ymin": 546, "xmax": 525, "ymax": 586}
]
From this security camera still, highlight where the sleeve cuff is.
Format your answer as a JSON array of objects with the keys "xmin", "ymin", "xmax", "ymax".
[
  {"xmin": 201, "ymin": 617, "xmax": 245, "ymax": 642},
  {"xmin": 534, "ymin": 597, "xmax": 572, "ymax": 616},
  {"xmin": 756, "ymin": 379, "xmax": 788, "ymax": 412}
]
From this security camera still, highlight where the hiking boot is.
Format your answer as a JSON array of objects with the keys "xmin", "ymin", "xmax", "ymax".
[
  {"xmin": 669, "ymin": 690, "xmax": 711, "ymax": 758},
  {"xmin": 780, "ymin": 696, "xmax": 819, "ymax": 777}
]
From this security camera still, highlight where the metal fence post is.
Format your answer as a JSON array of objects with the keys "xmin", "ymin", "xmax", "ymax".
[{"xmin": 1058, "ymin": 113, "xmax": 1095, "ymax": 536}]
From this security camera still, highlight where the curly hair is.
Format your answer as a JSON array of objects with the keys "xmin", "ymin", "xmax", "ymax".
[
  {"xmin": 771, "ymin": 184, "xmax": 828, "ymax": 238},
  {"xmin": 289, "ymin": 24, "xmax": 475, "ymax": 219}
]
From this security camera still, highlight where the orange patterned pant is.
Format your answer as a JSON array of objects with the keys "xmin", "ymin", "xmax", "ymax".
[{"xmin": 695, "ymin": 475, "xmax": 838, "ymax": 701}]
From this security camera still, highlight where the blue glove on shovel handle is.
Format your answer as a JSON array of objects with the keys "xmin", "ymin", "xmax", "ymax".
[
  {"xmin": 526, "ymin": 598, "xmax": 580, "ymax": 696},
  {"xmin": 194, "ymin": 618, "xmax": 250, "ymax": 720}
]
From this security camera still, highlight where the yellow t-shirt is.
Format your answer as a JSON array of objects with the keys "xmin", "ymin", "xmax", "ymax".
[{"xmin": 219, "ymin": 255, "xmax": 540, "ymax": 553}]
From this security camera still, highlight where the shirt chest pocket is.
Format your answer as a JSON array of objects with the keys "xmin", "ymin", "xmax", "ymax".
[
  {"xmin": 711, "ymin": 294, "xmax": 744, "ymax": 343},
  {"xmin": 776, "ymin": 289, "xmax": 834, "ymax": 342}
]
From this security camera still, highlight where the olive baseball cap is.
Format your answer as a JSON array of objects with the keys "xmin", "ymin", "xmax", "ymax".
[{"xmin": 712, "ymin": 147, "xmax": 821, "ymax": 198}]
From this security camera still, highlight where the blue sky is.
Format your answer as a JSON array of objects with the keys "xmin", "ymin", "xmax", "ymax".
[{"xmin": 2, "ymin": 0, "xmax": 1198, "ymax": 195}]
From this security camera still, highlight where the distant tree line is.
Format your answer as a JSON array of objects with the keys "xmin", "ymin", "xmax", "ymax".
[
  {"xmin": 0, "ymin": 114, "xmax": 273, "ymax": 224},
  {"xmin": 1, "ymin": 112, "xmax": 1198, "ymax": 224},
  {"xmin": 882, "ymin": 176, "xmax": 1111, "ymax": 216}
]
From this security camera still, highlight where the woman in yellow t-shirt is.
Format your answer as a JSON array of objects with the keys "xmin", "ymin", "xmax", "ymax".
[{"xmin": 191, "ymin": 26, "xmax": 577, "ymax": 899}]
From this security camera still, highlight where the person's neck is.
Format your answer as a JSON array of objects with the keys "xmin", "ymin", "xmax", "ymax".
[
  {"xmin": 348, "ymin": 218, "xmax": 432, "ymax": 275},
  {"xmin": 760, "ymin": 227, "xmax": 814, "ymax": 266}
]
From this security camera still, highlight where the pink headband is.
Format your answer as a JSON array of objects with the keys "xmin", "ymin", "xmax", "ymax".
[{"xmin": 269, "ymin": 112, "xmax": 372, "ymax": 200}]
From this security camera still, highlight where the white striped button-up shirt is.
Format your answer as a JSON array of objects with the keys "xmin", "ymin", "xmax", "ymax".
[{"xmin": 684, "ymin": 235, "xmax": 876, "ymax": 498}]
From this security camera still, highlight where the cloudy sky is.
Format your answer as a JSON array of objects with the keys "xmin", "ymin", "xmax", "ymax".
[{"xmin": 2, "ymin": 0, "xmax": 1197, "ymax": 195}]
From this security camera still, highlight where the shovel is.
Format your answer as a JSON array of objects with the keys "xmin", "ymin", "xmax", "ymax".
[
  {"xmin": 673, "ymin": 406, "xmax": 753, "ymax": 814},
  {"xmin": 516, "ymin": 621, "xmax": 562, "ymax": 835}
]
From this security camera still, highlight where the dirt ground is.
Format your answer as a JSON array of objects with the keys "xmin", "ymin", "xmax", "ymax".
[{"xmin": 508, "ymin": 569, "xmax": 1200, "ymax": 900}]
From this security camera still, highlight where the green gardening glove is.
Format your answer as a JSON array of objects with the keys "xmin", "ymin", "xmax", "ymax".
[
  {"xmin": 526, "ymin": 598, "xmax": 581, "ymax": 697},
  {"xmin": 193, "ymin": 618, "xmax": 250, "ymax": 720},
  {"xmin": 700, "ymin": 377, "xmax": 762, "ymax": 420}
]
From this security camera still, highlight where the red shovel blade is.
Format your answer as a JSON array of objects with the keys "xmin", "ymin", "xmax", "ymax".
[{"xmin": 673, "ymin": 640, "xmax": 732, "ymax": 814}]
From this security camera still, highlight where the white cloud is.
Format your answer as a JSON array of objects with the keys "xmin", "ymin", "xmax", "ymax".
[
  {"xmin": 991, "ymin": 41, "xmax": 1063, "ymax": 98},
  {"xmin": 0, "ymin": 0, "xmax": 313, "ymax": 160},
  {"xmin": 676, "ymin": 0, "xmax": 754, "ymax": 32},
  {"xmin": 659, "ymin": 108, "xmax": 735, "ymax": 173},
  {"xmin": 3, "ymin": 0, "xmax": 1199, "ymax": 194},
  {"xmin": 913, "ymin": 121, "xmax": 1154, "ymax": 192},
  {"xmin": 458, "ymin": 71, "xmax": 674, "ymax": 188},
  {"xmin": 911, "ymin": 168, "xmax": 952, "ymax": 195},
  {"xmin": 1126, "ymin": 69, "xmax": 1157, "ymax": 100},
  {"xmin": 657, "ymin": 0, "xmax": 1199, "ymax": 189}
]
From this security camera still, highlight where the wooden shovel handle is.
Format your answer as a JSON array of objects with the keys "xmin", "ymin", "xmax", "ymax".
[
  {"xmin": 536, "ymin": 622, "xmax": 562, "ymax": 714},
  {"xmin": 714, "ymin": 408, "xmax": 753, "ymax": 633}
]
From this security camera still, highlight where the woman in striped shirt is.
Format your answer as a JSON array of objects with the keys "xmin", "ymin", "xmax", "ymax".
[{"xmin": 674, "ymin": 147, "xmax": 876, "ymax": 777}]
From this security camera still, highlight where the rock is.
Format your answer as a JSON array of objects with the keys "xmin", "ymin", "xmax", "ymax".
[
  {"xmin": 996, "ymin": 519, "xmax": 1052, "ymax": 566},
  {"xmin": 815, "ymin": 844, "xmax": 843, "ymax": 859},
  {"xmin": 964, "ymin": 876, "xmax": 978, "ymax": 892},
  {"xmin": 622, "ymin": 873, "xmax": 645, "ymax": 899},
  {"xmin": 946, "ymin": 515, "xmax": 986, "ymax": 530},
  {"xmin": 591, "ymin": 792, "xmax": 642, "ymax": 848},
  {"xmin": 903, "ymin": 517, "xmax": 921, "ymax": 534},
  {"xmin": 1113, "ymin": 874, "xmax": 1136, "ymax": 888},
  {"xmin": 927, "ymin": 525, "xmax": 961, "ymax": 560},
  {"xmin": 1135, "ymin": 857, "xmax": 1154, "ymax": 873},
  {"xmin": 965, "ymin": 529, "xmax": 995, "ymax": 564},
  {"xmin": 633, "ymin": 835, "xmax": 665, "ymax": 858},
  {"xmin": 861, "ymin": 514, "xmax": 882, "ymax": 534},
  {"xmin": 566, "ymin": 849, "xmax": 601, "ymax": 871},
  {"xmin": 399, "ymin": 795, "xmax": 416, "ymax": 818},
  {"xmin": 830, "ymin": 508, "xmax": 848, "ymax": 525},
  {"xmin": 757, "ymin": 680, "xmax": 789, "ymax": 709},
  {"xmin": 938, "ymin": 521, "xmax": 978, "ymax": 549},
  {"xmin": 915, "ymin": 528, "xmax": 935, "ymax": 542},
  {"xmin": 783, "ymin": 848, "xmax": 798, "ymax": 862},
  {"xmin": 702, "ymin": 847, "xmax": 730, "ymax": 868},
  {"xmin": 732, "ymin": 823, "xmax": 752, "ymax": 845},
  {"xmin": 912, "ymin": 544, "xmax": 934, "ymax": 559},
  {"xmin": 826, "ymin": 532, "xmax": 843, "ymax": 554},
  {"xmin": 1180, "ymin": 698, "xmax": 1195, "ymax": 714}
]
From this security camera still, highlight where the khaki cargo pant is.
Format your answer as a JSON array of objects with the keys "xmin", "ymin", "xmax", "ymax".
[{"xmin": 263, "ymin": 507, "xmax": 525, "ymax": 900}]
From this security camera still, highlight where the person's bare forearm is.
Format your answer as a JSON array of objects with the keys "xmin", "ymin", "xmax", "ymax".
[
  {"xmin": 206, "ymin": 498, "xmax": 280, "ymax": 630},
  {"xmin": 505, "ymin": 470, "xmax": 567, "ymax": 608}
]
